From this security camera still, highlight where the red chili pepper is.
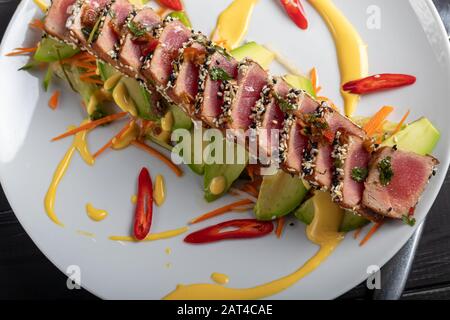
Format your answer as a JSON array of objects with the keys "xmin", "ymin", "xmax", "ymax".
[
  {"xmin": 322, "ymin": 129, "xmax": 335, "ymax": 144},
  {"xmin": 158, "ymin": 0, "xmax": 183, "ymax": 11},
  {"xmin": 279, "ymin": 0, "xmax": 308, "ymax": 30},
  {"xmin": 408, "ymin": 207, "xmax": 415, "ymax": 216},
  {"xmin": 184, "ymin": 219, "xmax": 274, "ymax": 244},
  {"xmin": 133, "ymin": 168, "xmax": 154, "ymax": 240},
  {"xmin": 342, "ymin": 74, "xmax": 416, "ymax": 95},
  {"xmin": 141, "ymin": 39, "xmax": 159, "ymax": 57}
]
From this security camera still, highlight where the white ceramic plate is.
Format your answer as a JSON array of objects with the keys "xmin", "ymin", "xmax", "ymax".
[{"xmin": 0, "ymin": 0, "xmax": 449, "ymax": 300}]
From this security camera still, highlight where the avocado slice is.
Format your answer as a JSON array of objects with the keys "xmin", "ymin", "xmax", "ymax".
[
  {"xmin": 121, "ymin": 76, "xmax": 158, "ymax": 120},
  {"xmin": 254, "ymin": 171, "xmax": 309, "ymax": 221},
  {"xmin": 381, "ymin": 117, "xmax": 440, "ymax": 155},
  {"xmin": 34, "ymin": 37, "xmax": 79, "ymax": 62},
  {"xmin": 283, "ymin": 74, "xmax": 316, "ymax": 97},
  {"xmin": 167, "ymin": 11, "xmax": 192, "ymax": 28},
  {"xmin": 293, "ymin": 194, "xmax": 368, "ymax": 232},
  {"xmin": 204, "ymin": 141, "xmax": 248, "ymax": 202},
  {"xmin": 340, "ymin": 211, "xmax": 370, "ymax": 232},
  {"xmin": 231, "ymin": 42, "xmax": 275, "ymax": 69},
  {"xmin": 168, "ymin": 104, "xmax": 193, "ymax": 130},
  {"xmin": 98, "ymin": 61, "xmax": 159, "ymax": 120}
]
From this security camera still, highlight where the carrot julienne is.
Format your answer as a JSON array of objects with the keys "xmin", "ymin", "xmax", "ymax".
[
  {"xmin": 29, "ymin": 18, "xmax": 45, "ymax": 30},
  {"xmin": 275, "ymin": 216, "xmax": 286, "ymax": 239},
  {"xmin": 310, "ymin": 67, "xmax": 322, "ymax": 94},
  {"xmin": 131, "ymin": 140, "xmax": 184, "ymax": 177},
  {"xmin": 363, "ymin": 106, "xmax": 394, "ymax": 136},
  {"xmin": 81, "ymin": 78, "xmax": 104, "ymax": 85},
  {"xmin": 93, "ymin": 120, "xmax": 133, "ymax": 159},
  {"xmin": 48, "ymin": 90, "xmax": 60, "ymax": 110},
  {"xmin": 359, "ymin": 221, "xmax": 384, "ymax": 246},
  {"xmin": 51, "ymin": 112, "xmax": 128, "ymax": 141},
  {"xmin": 189, "ymin": 199, "xmax": 254, "ymax": 225},
  {"xmin": 392, "ymin": 110, "xmax": 410, "ymax": 136},
  {"xmin": 6, "ymin": 47, "xmax": 37, "ymax": 56}
]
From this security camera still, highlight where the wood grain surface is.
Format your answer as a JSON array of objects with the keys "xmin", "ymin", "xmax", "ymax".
[{"xmin": 0, "ymin": 0, "xmax": 449, "ymax": 300}]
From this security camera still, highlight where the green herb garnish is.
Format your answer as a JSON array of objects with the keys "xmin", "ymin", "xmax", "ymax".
[
  {"xmin": 128, "ymin": 21, "xmax": 146, "ymax": 38},
  {"xmin": 378, "ymin": 156, "xmax": 394, "ymax": 186},
  {"xmin": 87, "ymin": 18, "xmax": 102, "ymax": 44},
  {"xmin": 209, "ymin": 67, "xmax": 233, "ymax": 81},
  {"xmin": 402, "ymin": 214, "xmax": 416, "ymax": 226},
  {"xmin": 306, "ymin": 113, "xmax": 328, "ymax": 129},
  {"xmin": 274, "ymin": 94, "xmax": 295, "ymax": 112},
  {"xmin": 212, "ymin": 45, "xmax": 232, "ymax": 60},
  {"xmin": 351, "ymin": 167, "xmax": 368, "ymax": 182},
  {"xmin": 90, "ymin": 109, "xmax": 107, "ymax": 121}
]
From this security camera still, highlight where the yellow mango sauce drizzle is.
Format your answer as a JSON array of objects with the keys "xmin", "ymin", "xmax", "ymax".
[
  {"xmin": 211, "ymin": 0, "xmax": 260, "ymax": 50},
  {"xmin": 163, "ymin": 192, "xmax": 344, "ymax": 300},
  {"xmin": 211, "ymin": 273, "xmax": 229, "ymax": 285},
  {"xmin": 44, "ymin": 123, "xmax": 94, "ymax": 226},
  {"xmin": 86, "ymin": 203, "xmax": 108, "ymax": 221},
  {"xmin": 308, "ymin": 0, "xmax": 368, "ymax": 116},
  {"xmin": 109, "ymin": 226, "xmax": 189, "ymax": 242}
]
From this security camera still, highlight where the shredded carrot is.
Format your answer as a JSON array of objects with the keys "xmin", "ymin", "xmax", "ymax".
[
  {"xmin": 359, "ymin": 221, "xmax": 384, "ymax": 246},
  {"xmin": 275, "ymin": 216, "xmax": 286, "ymax": 239},
  {"xmin": 93, "ymin": 121, "xmax": 133, "ymax": 159},
  {"xmin": 241, "ymin": 184, "xmax": 259, "ymax": 197},
  {"xmin": 29, "ymin": 18, "xmax": 45, "ymax": 30},
  {"xmin": 392, "ymin": 110, "xmax": 410, "ymax": 136},
  {"xmin": 73, "ymin": 61, "xmax": 97, "ymax": 70},
  {"xmin": 189, "ymin": 199, "xmax": 254, "ymax": 224},
  {"xmin": 60, "ymin": 52, "xmax": 96, "ymax": 65},
  {"xmin": 51, "ymin": 112, "xmax": 128, "ymax": 141},
  {"xmin": 156, "ymin": 7, "xmax": 169, "ymax": 17},
  {"xmin": 353, "ymin": 227, "xmax": 362, "ymax": 239},
  {"xmin": 48, "ymin": 90, "xmax": 60, "ymax": 110},
  {"xmin": 363, "ymin": 106, "xmax": 394, "ymax": 137},
  {"xmin": 79, "ymin": 71, "xmax": 99, "ymax": 79},
  {"xmin": 310, "ymin": 67, "xmax": 322, "ymax": 94},
  {"xmin": 131, "ymin": 140, "xmax": 184, "ymax": 177},
  {"xmin": 6, "ymin": 47, "xmax": 37, "ymax": 56},
  {"xmin": 139, "ymin": 120, "xmax": 154, "ymax": 140},
  {"xmin": 81, "ymin": 78, "xmax": 104, "ymax": 85}
]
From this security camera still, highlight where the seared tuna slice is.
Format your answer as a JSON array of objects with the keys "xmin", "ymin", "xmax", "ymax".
[
  {"xmin": 118, "ymin": 8, "xmax": 161, "ymax": 79},
  {"xmin": 303, "ymin": 105, "xmax": 365, "ymax": 144},
  {"xmin": 45, "ymin": 0, "xmax": 78, "ymax": 41},
  {"xmin": 68, "ymin": 0, "xmax": 111, "ymax": 47},
  {"xmin": 91, "ymin": 0, "xmax": 134, "ymax": 67},
  {"xmin": 302, "ymin": 142, "xmax": 334, "ymax": 190},
  {"xmin": 362, "ymin": 147, "xmax": 438, "ymax": 219},
  {"xmin": 331, "ymin": 133, "xmax": 370, "ymax": 210},
  {"xmin": 281, "ymin": 118, "xmax": 309, "ymax": 175},
  {"xmin": 198, "ymin": 51, "xmax": 239, "ymax": 127},
  {"xmin": 171, "ymin": 41, "xmax": 207, "ymax": 110},
  {"xmin": 257, "ymin": 78, "xmax": 288, "ymax": 157},
  {"xmin": 297, "ymin": 93, "xmax": 321, "ymax": 114},
  {"xmin": 226, "ymin": 59, "xmax": 268, "ymax": 130},
  {"xmin": 143, "ymin": 19, "xmax": 191, "ymax": 89}
]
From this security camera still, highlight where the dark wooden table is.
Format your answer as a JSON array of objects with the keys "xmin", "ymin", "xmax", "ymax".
[{"xmin": 0, "ymin": 0, "xmax": 449, "ymax": 300}]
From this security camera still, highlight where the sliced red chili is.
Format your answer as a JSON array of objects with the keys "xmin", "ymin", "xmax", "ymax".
[
  {"xmin": 133, "ymin": 167, "xmax": 154, "ymax": 240},
  {"xmin": 184, "ymin": 219, "xmax": 274, "ymax": 244},
  {"xmin": 322, "ymin": 129, "xmax": 335, "ymax": 144},
  {"xmin": 158, "ymin": 0, "xmax": 183, "ymax": 11},
  {"xmin": 279, "ymin": 0, "xmax": 308, "ymax": 30},
  {"xmin": 141, "ymin": 39, "xmax": 159, "ymax": 57},
  {"xmin": 342, "ymin": 74, "xmax": 416, "ymax": 95}
]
